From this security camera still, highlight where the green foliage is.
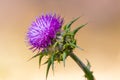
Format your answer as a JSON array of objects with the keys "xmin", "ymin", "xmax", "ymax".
[
  {"xmin": 46, "ymin": 59, "xmax": 52, "ymax": 79},
  {"xmin": 28, "ymin": 52, "xmax": 41, "ymax": 61},
  {"xmin": 39, "ymin": 54, "xmax": 44, "ymax": 68},
  {"xmin": 51, "ymin": 54, "xmax": 55, "ymax": 71},
  {"xmin": 86, "ymin": 59, "xmax": 91, "ymax": 70},
  {"xmin": 69, "ymin": 53, "xmax": 94, "ymax": 80},
  {"xmin": 72, "ymin": 23, "xmax": 88, "ymax": 37},
  {"xmin": 69, "ymin": 42, "xmax": 84, "ymax": 51},
  {"xmin": 62, "ymin": 51, "xmax": 68, "ymax": 67},
  {"xmin": 63, "ymin": 17, "xmax": 80, "ymax": 30}
]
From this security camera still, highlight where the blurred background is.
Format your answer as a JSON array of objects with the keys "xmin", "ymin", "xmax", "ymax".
[{"xmin": 0, "ymin": 0, "xmax": 120, "ymax": 80}]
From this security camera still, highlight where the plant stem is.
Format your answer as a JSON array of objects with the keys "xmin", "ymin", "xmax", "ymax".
[{"xmin": 69, "ymin": 53, "xmax": 95, "ymax": 80}]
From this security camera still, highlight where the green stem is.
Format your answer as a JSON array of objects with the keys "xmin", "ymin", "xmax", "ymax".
[{"xmin": 69, "ymin": 53, "xmax": 95, "ymax": 80}]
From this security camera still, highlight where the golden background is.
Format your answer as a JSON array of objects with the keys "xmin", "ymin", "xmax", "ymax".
[{"xmin": 0, "ymin": 0, "xmax": 120, "ymax": 80}]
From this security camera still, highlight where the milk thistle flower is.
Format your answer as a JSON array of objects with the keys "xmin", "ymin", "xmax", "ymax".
[
  {"xmin": 27, "ymin": 13, "xmax": 95, "ymax": 80},
  {"xmin": 27, "ymin": 14, "xmax": 63, "ymax": 51}
]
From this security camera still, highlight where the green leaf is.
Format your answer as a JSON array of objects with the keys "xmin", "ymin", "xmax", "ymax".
[
  {"xmin": 53, "ymin": 42, "xmax": 58, "ymax": 48},
  {"xmin": 76, "ymin": 45, "xmax": 84, "ymax": 51},
  {"xmin": 69, "ymin": 42, "xmax": 84, "ymax": 50},
  {"xmin": 72, "ymin": 23, "xmax": 88, "ymax": 36},
  {"xmin": 63, "ymin": 17, "xmax": 80, "ymax": 30},
  {"xmin": 28, "ymin": 53, "xmax": 41, "ymax": 61},
  {"xmin": 63, "ymin": 51, "xmax": 67, "ymax": 67},
  {"xmin": 42, "ymin": 59, "xmax": 49, "ymax": 65},
  {"xmin": 63, "ymin": 43, "xmax": 69, "ymax": 50},
  {"xmin": 86, "ymin": 59, "xmax": 91, "ymax": 70},
  {"xmin": 46, "ymin": 59, "xmax": 52, "ymax": 79},
  {"xmin": 39, "ymin": 54, "xmax": 44, "ymax": 68},
  {"xmin": 51, "ymin": 54, "xmax": 55, "ymax": 72}
]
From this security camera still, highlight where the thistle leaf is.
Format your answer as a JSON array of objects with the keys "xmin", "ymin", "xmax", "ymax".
[
  {"xmin": 63, "ymin": 43, "xmax": 69, "ymax": 50},
  {"xmin": 42, "ymin": 59, "xmax": 49, "ymax": 65},
  {"xmin": 28, "ymin": 53, "xmax": 41, "ymax": 61},
  {"xmin": 86, "ymin": 59, "xmax": 91, "ymax": 70},
  {"xmin": 69, "ymin": 42, "xmax": 84, "ymax": 50},
  {"xmin": 63, "ymin": 51, "xmax": 67, "ymax": 67},
  {"xmin": 64, "ymin": 17, "xmax": 80, "ymax": 30},
  {"xmin": 51, "ymin": 54, "xmax": 55, "ymax": 72},
  {"xmin": 46, "ymin": 59, "xmax": 51, "ymax": 79},
  {"xmin": 72, "ymin": 23, "xmax": 87, "ymax": 36},
  {"xmin": 39, "ymin": 54, "xmax": 44, "ymax": 68},
  {"xmin": 53, "ymin": 42, "xmax": 58, "ymax": 48}
]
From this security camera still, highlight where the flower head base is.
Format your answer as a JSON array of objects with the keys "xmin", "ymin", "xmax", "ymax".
[{"xmin": 27, "ymin": 14, "xmax": 63, "ymax": 51}]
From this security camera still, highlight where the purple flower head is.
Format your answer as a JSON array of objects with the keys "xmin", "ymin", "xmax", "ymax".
[{"xmin": 27, "ymin": 13, "xmax": 63, "ymax": 51}]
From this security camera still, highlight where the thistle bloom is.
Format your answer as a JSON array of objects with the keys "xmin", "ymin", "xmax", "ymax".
[
  {"xmin": 27, "ymin": 14, "xmax": 63, "ymax": 51},
  {"xmin": 26, "ymin": 15, "xmax": 95, "ymax": 80}
]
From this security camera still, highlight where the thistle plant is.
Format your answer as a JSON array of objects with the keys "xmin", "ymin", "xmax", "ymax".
[{"xmin": 26, "ymin": 13, "xmax": 95, "ymax": 80}]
